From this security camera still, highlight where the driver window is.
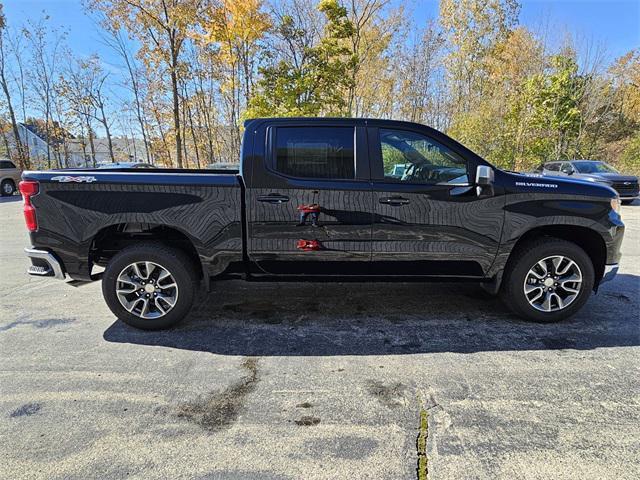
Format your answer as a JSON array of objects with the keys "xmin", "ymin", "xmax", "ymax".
[{"xmin": 379, "ymin": 129, "xmax": 468, "ymax": 184}]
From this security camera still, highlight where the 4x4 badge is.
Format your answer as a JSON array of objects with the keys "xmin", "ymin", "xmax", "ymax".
[{"xmin": 51, "ymin": 175, "xmax": 97, "ymax": 183}]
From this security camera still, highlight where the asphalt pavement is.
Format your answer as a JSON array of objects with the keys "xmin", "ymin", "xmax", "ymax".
[{"xmin": 1, "ymin": 195, "xmax": 638, "ymax": 479}]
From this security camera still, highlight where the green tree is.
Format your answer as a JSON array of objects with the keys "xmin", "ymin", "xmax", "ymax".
[
  {"xmin": 516, "ymin": 54, "xmax": 585, "ymax": 164},
  {"xmin": 246, "ymin": 0, "xmax": 355, "ymax": 118}
]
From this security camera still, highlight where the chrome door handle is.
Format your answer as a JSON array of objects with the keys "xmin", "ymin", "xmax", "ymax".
[
  {"xmin": 257, "ymin": 194, "xmax": 290, "ymax": 204},
  {"xmin": 379, "ymin": 196, "xmax": 410, "ymax": 206}
]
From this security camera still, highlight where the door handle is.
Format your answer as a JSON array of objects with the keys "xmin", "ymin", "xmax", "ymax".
[
  {"xmin": 379, "ymin": 196, "xmax": 410, "ymax": 206},
  {"xmin": 257, "ymin": 193, "xmax": 290, "ymax": 204}
]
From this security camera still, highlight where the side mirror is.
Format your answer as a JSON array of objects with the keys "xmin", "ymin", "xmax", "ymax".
[
  {"xmin": 561, "ymin": 166, "xmax": 574, "ymax": 175},
  {"xmin": 475, "ymin": 165, "xmax": 494, "ymax": 197}
]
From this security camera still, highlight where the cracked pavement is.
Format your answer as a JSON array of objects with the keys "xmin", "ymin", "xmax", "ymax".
[{"xmin": 1, "ymin": 196, "xmax": 639, "ymax": 479}]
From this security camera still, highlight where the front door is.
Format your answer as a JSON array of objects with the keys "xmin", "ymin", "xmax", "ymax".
[
  {"xmin": 247, "ymin": 121, "xmax": 373, "ymax": 275},
  {"xmin": 368, "ymin": 125, "xmax": 504, "ymax": 277}
]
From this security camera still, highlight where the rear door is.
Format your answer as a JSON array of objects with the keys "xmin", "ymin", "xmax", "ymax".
[
  {"xmin": 246, "ymin": 120, "xmax": 373, "ymax": 275},
  {"xmin": 368, "ymin": 124, "xmax": 504, "ymax": 277}
]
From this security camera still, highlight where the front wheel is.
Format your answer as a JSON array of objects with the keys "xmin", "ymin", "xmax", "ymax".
[
  {"xmin": 102, "ymin": 243, "xmax": 198, "ymax": 330},
  {"xmin": 501, "ymin": 238, "xmax": 594, "ymax": 322}
]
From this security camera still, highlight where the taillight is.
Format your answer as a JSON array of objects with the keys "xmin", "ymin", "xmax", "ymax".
[{"xmin": 19, "ymin": 180, "xmax": 39, "ymax": 232}]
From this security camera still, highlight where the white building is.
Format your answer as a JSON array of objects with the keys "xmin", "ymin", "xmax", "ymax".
[
  {"xmin": 7, "ymin": 123, "xmax": 148, "ymax": 168},
  {"xmin": 65, "ymin": 137, "xmax": 149, "ymax": 167}
]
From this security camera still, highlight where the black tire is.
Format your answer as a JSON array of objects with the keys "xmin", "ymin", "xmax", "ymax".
[
  {"xmin": 1, "ymin": 179, "xmax": 15, "ymax": 196},
  {"xmin": 621, "ymin": 199, "xmax": 635, "ymax": 206},
  {"xmin": 102, "ymin": 242, "xmax": 198, "ymax": 330},
  {"xmin": 500, "ymin": 238, "xmax": 595, "ymax": 322}
]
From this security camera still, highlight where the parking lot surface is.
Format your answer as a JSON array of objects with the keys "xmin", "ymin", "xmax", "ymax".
[{"xmin": 1, "ymin": 196, "xmax": 639, "ymax": 480}]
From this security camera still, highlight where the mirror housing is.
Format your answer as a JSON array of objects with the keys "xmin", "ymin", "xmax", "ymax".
[
  {"xmin": 561, "ymin": 166, "xmax": 574, "ymax": 175},
  {"xmin": 476, "ymin": 165, "xmax": 494, "ymax": 185},
  {"xmin": 475, "ymin": 165, "xmax": 494, "ymax": 197}
]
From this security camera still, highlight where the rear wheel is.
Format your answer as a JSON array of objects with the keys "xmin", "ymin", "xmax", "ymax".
[
  {"xmin": 102, "ymin": 243, "xmax": 198, "ymax": 330},
  {"xmin": 621, "ymin": 199, "xmax": 635, "ymax": 205},
  {"xmin": 1, "ymin": 179, "xmax": 15, "ymax": 196},
  {"xmin": 501, "ymin": 238, "xmax": 594, "ymax": 322}
]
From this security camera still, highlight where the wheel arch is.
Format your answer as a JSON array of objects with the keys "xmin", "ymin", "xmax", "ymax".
[
  {"xmin": 506, "ymin": 225, "xmax": 607, "ymax": 288},
  {"xmin": 90, "ymin": 222, "xmax": 204, "ymax": 283}
]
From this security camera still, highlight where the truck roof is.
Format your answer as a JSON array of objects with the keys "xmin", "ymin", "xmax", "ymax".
[{"xmin": 243, "ymin": 117, "xmax": 430, "ymax": 129}]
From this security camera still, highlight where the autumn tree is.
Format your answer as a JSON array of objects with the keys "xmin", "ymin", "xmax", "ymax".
[
  {"xmin": 101, "ymin": 25, "xmax": 153, "ymax": 164},
  {"xmin": 90, "ymin": 0, "xmax": 203, "ymax": 167},
  {"xmin": 448, "ymin": 26, "xmax": 544, "ymax": 170},
  {"xmin": 440, "ymin": 0, "xmax": 520, "ymax": 115},
  {"xmin": 341, "ymin": 0, "xmax": 404, "ymax": 117},
  {"xmin": 197, "ymin": 0, "xmax": 270, "ymax": 155},
  {"xmin": 0, "ymin": 5, "xmax": 28, "ymax": 168},
  {"xmin": 24, "ymin": 16, "xmax": 66, "ymax": 169},
  {"xmin": 397, "ymin": 20, "xmax": 446, "ymax": 128}
]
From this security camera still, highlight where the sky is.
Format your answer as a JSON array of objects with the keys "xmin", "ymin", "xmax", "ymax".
[
  {"xmin": 2, "ymin": 0, "xmax": 638, "ymax": 135},
  {"xmin": 3, "ymin": 0, "xmax": 639, "ymax": 71}
]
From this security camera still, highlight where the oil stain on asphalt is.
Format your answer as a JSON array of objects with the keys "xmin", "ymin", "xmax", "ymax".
[
  {"xmin": 294, "ymin": 416, "xmax": 321, "ymax": 426},
  {"xmin": 9, "ymin": 402, "xmax": 42, "ymax": 418},
  {"xmin": 366, "ymin": 380, "xmax": 406, "ymax": 408},
  {"xmin": 0, "ymin": 318, "xmax": 74, "ymax": 332},
  {"xmin": 176, "ymin": 357, "xmax": 259, "ymax": 432}
]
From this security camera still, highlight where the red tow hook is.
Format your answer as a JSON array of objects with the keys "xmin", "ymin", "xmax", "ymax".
[{"xmin": 297, "ymin": 239, "xmax": 322, "ymax": 251}]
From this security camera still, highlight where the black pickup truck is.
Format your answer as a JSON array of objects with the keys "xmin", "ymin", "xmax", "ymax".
[{"xmin": 20, "ymin": 118, "xmax": 624, "ymax": 329}]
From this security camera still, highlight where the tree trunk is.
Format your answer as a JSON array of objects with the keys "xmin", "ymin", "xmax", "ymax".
[
  {"xmin": 99, "ymin": 103, "xmax": 115, "ymax": 163},
  {"xmin": 86, "ymin": 117, "xmax": 97, "ymax": 167},
  {"xmin": 186, "ymin": 96, "xmax": 201, "ymax": 169},
  {"xmin": 0, "ymin": 70, "xmax": 28, "ymax": 169},
  {"xmin": 170, "ymin": 48, "xmax": 182, "ymax": 168}
]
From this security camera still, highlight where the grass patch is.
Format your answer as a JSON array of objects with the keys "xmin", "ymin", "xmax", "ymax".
[{"xmin": 416, "ymin": 408, "xmax": 429, "ymax": 480}]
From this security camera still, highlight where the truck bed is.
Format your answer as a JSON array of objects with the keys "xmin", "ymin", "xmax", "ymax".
[{"xmin": 22, "ymin": 169, "xmax": 244, "ymax": 281}]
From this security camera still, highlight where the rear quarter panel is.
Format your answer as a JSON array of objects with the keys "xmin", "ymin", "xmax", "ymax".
[{"xmin": 22, "ymin": 171, "xmax": 243, "ymax": 280}]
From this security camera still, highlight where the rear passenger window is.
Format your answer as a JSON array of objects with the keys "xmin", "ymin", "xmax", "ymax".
[
  {"xmin": 274, "ymin": 127, "xmax": 355, "ymax": 179},
  {"xmin": 0, "ymin": 161, "xmax": 15, "ymax": 169}
]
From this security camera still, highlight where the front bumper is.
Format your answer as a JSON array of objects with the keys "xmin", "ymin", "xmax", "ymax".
[
  {"xmin": 25, "ymin": 248, "xmax": 66, "ymax": 280},
  {"xmin": 601, "ymin": 264, "xmax": 618, "ymax": 283}
]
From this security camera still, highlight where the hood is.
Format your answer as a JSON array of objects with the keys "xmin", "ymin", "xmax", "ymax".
[{"xmin": 509, "ymin": 171, "xmax": 617, "ymax": 199}]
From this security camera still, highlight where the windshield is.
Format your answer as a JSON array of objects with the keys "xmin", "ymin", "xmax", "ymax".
[{"xmin": 573, "ymin": 161, "xmax": 618, "ymax": 174}]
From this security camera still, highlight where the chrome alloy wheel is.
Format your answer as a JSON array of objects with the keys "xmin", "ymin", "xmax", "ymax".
[
  {"xmin": 116, "ymin": 261, "xmax": 178, "ymax": 319},
  {"xmin": 523, "ymin": 255, "xmax": 583, "ymax": 312}
]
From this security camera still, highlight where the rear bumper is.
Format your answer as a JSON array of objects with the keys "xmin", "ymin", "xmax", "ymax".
[
  {"xmin": 601, "ymin": 264, "xmax": 618, "ymax": 283},
  {"xmin": 25, "ymin": 248, "xmax": 66, "ymax": 280}
]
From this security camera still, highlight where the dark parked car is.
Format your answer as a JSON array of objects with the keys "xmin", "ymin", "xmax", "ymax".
[
  {"xmin": 536, "ymin": 160, "xmax": 639, "ymax": 204},
  {"xmin": 19, "ymin": 118, "xmax": 624, "ymax": 329}
]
